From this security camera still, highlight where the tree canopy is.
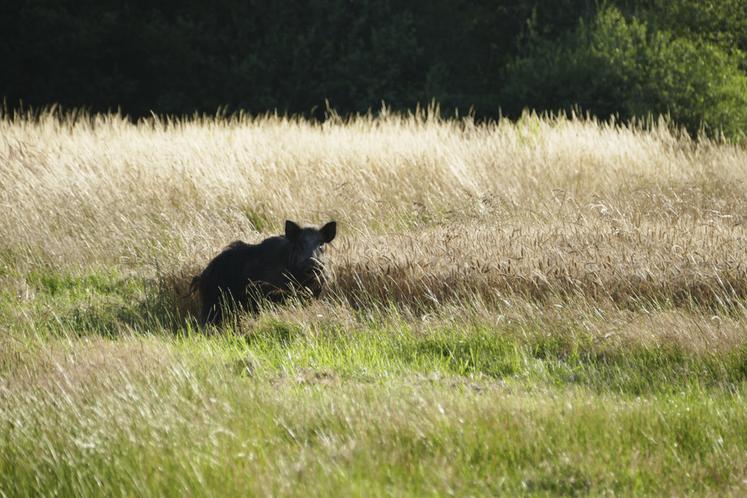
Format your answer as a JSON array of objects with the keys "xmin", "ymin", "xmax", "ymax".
[{"xmin": 2, "ymin": 0, "xmax": 746, "ymax": 137}]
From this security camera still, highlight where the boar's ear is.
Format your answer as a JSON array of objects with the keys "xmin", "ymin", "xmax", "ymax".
[
  {"xmin": 320, "ymin": 221, "xmax": 337, "ymax": 243},
  {"xmin": 285, "ymin": 220, "xmax": 302, "ymax": 240}
]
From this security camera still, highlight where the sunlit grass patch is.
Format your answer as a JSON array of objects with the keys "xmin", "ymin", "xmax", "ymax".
[{"xmin": 2, "ymin": 345, "xmax": 746, "ymax": 497}]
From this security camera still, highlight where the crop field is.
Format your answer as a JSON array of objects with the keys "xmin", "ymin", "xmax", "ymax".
[{"xmin": 1, "ymin": 109, "xmax": 747, "ymax": 496}]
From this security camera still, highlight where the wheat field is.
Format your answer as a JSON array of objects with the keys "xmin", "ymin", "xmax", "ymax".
[{"xmin": 1, "ymin": 109, "xmax": 747, "ymax": 496}]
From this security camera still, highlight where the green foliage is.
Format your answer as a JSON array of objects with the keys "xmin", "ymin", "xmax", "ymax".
[
  {"xmin": 620, "ymin": 0, "xmax": 747, "ymax": 53},
  {"xmin": 503, "ymin": 6, "xmax": 747, "ymax": 138},
  {"xmin": 1, "ymin": 1, "xmax": 746, "ymax": 136},
  {"xmin": 638, "ymin": 32, "xmax": 747, "ymax": 138}
]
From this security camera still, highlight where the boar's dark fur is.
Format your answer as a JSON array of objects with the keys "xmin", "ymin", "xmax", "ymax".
[{"xmin": 191, "ymin": 220, "xmax": 336, "ymax": 325}]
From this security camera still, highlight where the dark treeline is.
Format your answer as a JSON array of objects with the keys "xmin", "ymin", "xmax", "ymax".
[{"xmin": 2, "ymin": 0, "xmax": 747, "ymax": 136}]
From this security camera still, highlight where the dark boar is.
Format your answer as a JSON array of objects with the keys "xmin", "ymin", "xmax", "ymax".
[{"xmin": 191, "ymin": 220, "xmax": 336, "ymax": 325}]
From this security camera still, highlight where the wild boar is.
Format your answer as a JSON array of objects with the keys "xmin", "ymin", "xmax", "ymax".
[{"xmin": 191, "ymin": 220, "xmax": 336, "ymax": 325}]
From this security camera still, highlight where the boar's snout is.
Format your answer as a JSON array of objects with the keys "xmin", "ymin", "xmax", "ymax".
[{"xmin": 297, "ymin": 258, "xmax": 328, "ymax": 296}]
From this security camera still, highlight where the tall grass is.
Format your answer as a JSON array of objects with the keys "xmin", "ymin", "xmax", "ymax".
[
  {"xmin": 2, "ymin": 109, "xmax": 747, "ymax": 496},
  {"xmin": 2, "ymin": 109, "xmax": 746, "ymax": 308}
]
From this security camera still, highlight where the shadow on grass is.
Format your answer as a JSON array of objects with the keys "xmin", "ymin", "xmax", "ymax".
[
  {"xmin": 122, "ymin": 271, "xmax": 202, "ymax": 334},
  {"xmin": 402, "ymin": 332, "xmax": 522, "ymax": 378},
  {"xmin": 36, "ymin": 268, "xmax": 314, "ymax": 339},
  {"xmin": 22, "ymin": 267, "xmax": 201, "ymax": 337},
  {"xmin": 332, "ymin": 262, "xmax": 747, "ymax": 317}
]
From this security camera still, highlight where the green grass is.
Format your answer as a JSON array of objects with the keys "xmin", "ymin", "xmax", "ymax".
[{"xmin": 2, "ymin": 269, "xmax": 747, "ymax": 496}]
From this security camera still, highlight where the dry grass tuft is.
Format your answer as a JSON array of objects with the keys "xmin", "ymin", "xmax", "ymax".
[{"xmin": 0, "ymin": 335, "xmax": 177, "ymax": 411}]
